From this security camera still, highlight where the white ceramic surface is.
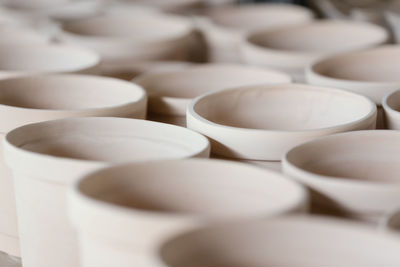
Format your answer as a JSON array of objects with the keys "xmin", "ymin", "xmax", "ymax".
[
  {"xmin": 58, "ymin": 14, "xmax": 193, "ymax": 64},
  {"xmin": 383, "ymin": 89, "xmax": 400, "ymax": 130},
  {"xmin": 200, "ymin": 3, "xmax": 313, "ymax": 63},
  {"xmin": 0, "ymin": 25, "xmax": 48, "ymax": 45},
  {"xmin": 283, "ymin": 130, "xmax": 400, "ymax": 223},
  {"xmin": 134, "ymin": 64, "xmax": 291, "ymax": 126},
  {"xmin": 187, "ymin": 83, "xmax": 377, "ymax": 161},
  {"xmin": 243, "ymin": 20, "xmax": 388, "ymax": 81},
  {"xmin": 381, "ymin": 208, "xmax": 400, "ymax": 232},
  {"xmin": 69, "ymin": 158, "xmax": 308, "ymax": 267},
  {"xmin": 0, "ymin": 43, "xmax": 100, "ymax": 80},
  {"xmin": 158, "ymin": 216, "xmax": 400, "ymax": 267},
  {"xmin": 4, "ymin": 117, "xmax": 210, "ymax": 267},
  {"xmin": 0, "ymin": 74, "xmax": 146, "ymax": 257}
]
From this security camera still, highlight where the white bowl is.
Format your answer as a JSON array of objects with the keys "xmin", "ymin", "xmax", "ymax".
[
  {"xmin": 283, "ymin": 130, "xmax": 400, "ymax": 223},
  {"xmin": 69, "ymin": 158, "xmax": 307, "ymax": 267},
  {"xmin": 134, "ymin": 64, "xmax": 291, "ymax": 126},
  {"xmin": 4, "ymin": 117, "xmax": 210, "ymax": 267},
  {"xmin": 158, "ymin": 216, "xmax": 400, "ymax": 267},
  {"xmin": 0, "ymin": 43, "xmax": 100, "ymax": 79},
  {"xmin": 58, "ymin": 14, "xmax": 193, "ymax": 63},
  {"xmin": 187, "ymin": 83, "xmax": 376, "ymax": 161},
  {"xmin": 383, "ymin": 89, "xmax": 400, "ymax": 130},
  {"xmin": 243, "ymin": 20, "xmax": 388, "ymax": 81}
]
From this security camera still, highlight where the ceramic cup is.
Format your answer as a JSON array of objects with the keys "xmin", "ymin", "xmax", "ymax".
[
  {"xmin": 134, "ymin": 64, "xmax": 291, "ymax": 126},
  {"xmin": 382, "ymin": 89, "xmax": 400, "ymax": 130},
  {"xmin": 0, "ymin": 74, "xmax": 146, "ymax": 258},
  {"xmin": 243, "ymin": 20, "xmax": 388, "ymax": 81},
  {"xmin": 0, "ymin": 43, "xmax": 100, "ymax": 80},
  {"xmin": 69, "ymin": 158, "xmax": 308, "ymax": 267},
  {"xmin": 187, "ymin": 83, "xmax": 377, "ymax": 172},
  {"xmin": 4, "ymin": 117, "xmax": 210, "ymax": 267},
  {"xmin": 157, "ymin": 216, "xmax": 400, "ymax": 267},
  {"xmin": 199, "ymin": 3, "xmax": 313, "ymax": 63},
  {"xmin": 307, "ymin": 46, "xmax": 400, "ymax": 129},
  {"xmin": 58, "ymin": 13, "xmax": 193, "ymax": 64},
  {"xmin": 283, "ymin": 130, "xmax": 400, "ymax": 224}
]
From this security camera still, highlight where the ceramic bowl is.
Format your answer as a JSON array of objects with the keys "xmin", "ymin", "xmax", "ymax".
[
  {"xmin": 243, "ymin": 20, "xmax": 388, "ymax": 81},
  {"xmin": 58, "ymin": 14, "xmax": 193, "ymax": 64},
  {"xmin": 4, "ymin": 117, "xmax": 210, "ymax": 267},
  {"xmin": 200, "ymin": 3, "xmax": 313, "ymax": 63},
  {"xmin": 158, "ymin": 216, "xmax": 400, "ymax": 267},
  {"xmin": 69, "ymin": 158, "xmax": 308, "ymax": 267},
  {"xmin": 383, "ymin": 89, "xmax": 400, "ymax": 130},
  {"xmin": 0, "ymin": 74, "xmax": 146, "ymax": 258},
  {"xmin": 283, "ymin": 130, "xmax": 400, "ymax": 223},
  {"xmin": 0, "ymin": 43, "xmax": 100, "ymax": 79},
  {"xmin": 187, "ymin": 83, "xmax": 376, "ymax": 161},
  {"xmin": 307, "ymin": 46, "xmax": 400, "ymax": 128},
  {"xmin": 134, "ymin": 64, "xmax": 291, "ymax": 126}
]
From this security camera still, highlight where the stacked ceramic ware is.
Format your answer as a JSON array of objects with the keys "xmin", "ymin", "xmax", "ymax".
[{"xmin": 0, "ymin": 1, "xmax": 399, "ymax": 267}]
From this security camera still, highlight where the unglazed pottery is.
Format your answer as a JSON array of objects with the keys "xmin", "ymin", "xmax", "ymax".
[
  {"xmin": 0, "ymin": 74, "xmax": 146, "ymax": 257},
  {"xmin": 243, "ymin": 20, "xmax": 388, "ymax": 81},
  {"xmin": 134, "ymin": 64, "xmax": 291, "ymax": 126},
  {"xmin": 0, "ymin": 25, "xmax": 48, "ymax": 45},
  {"xmin": 383, "ymin": 89, "xmax": 400, "ymax": 130},
  {"xmin": 187, "ymin": 83, "xmax": 376, "ymax": 162},
  {"xmin": 69, "ymin": 159, "xmax": 308, "ymax": 267},
  {"xmin": 58, "ymin": 13, "xmax": 193, "ymax": 64},
  {"xmin": 283, "ymin": 130, "xmax": 400, "ymax": 223},
  {"xmin": 102, "ymin": 61, "xmax": 192, "ymax": 81},
  {"xmin": 381, "ymin": 208, "xmax": 400, "ymax": 232},
  {"xmin": 44, "ymin": 0, "xmax": 106, "ymax": 23},
  {"xmin": 199, "ymin": 3, "xmax": 313, "ymax": 63},
  {"xmin": 307, "ymin": 46, "xmax": 400, "ymax": 128},
  {"xmin": 4, "ymin": 117, "xmax": 210, "ymax": 267},
  {"xmin": 0, "ymin": 43, "xmax": 100, "ymax": 80},
  {"xmin": 158, "ymin": 216, "xmax": 400, "ymax": 267}
]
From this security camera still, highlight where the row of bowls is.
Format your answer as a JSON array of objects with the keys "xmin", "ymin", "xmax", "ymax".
[{"xmin": 0, "ymin": 1, "xmax": 400, "ymax": 267}]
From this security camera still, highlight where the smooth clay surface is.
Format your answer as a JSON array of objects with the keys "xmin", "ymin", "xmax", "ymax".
[
  {"xmin": 69, "ymin": 159, "xmax": 308, "ymax": 267},
  {"xmin": 134, "ymin": 64, "xmax": 291, "ymax": 126},
  {"xmin": 158, "ymin": 216, "xmax": 400, "ymax": 267},
  {"xmin": 0, "ymin": 44, "xmax": 100, "ymax": 79},
  {"xmin": 187, "ymin": 83, "xmax": 376, "ymax": 161},
  {"xmin": 383, "ymin": 89, "xmax": 400, "ymax": 130},
  {"xmin": 243, "ymin": 20, "xmax": 388, "ymax": 81},
  {"xmin": 283, "ymin": 130, "xmax": 400, "ymax": 223},
  {"xmin": 4, "ymin": 117, "xmax": 209, "ymax": 267}
]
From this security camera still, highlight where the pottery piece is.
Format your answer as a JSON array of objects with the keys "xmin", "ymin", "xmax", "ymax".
[
  {"xmin": 0, "ymin": 43, "xmax": 100, "ymax": 80},
  {"xmin": 0, "ymin": 74, "xmax": 146, "ymax": 257},
  {"xmin": 158, "ymin": 216, "xmax": 400, "ymax": 267},
  {"xmin": 69, "ymin": 158, "xmax": 308, "ymax": 267},
  {"xmin": 243, "ymin": 20, "xmax": 388, "ymax": 81},
  {"xmin": 199, "ymin": 3, "xmax": 313, "ymax": 63},
  {"xmin": 382, "ymin": 89, "xmax": 400, "ymax": 130},
  {"xmin": 4, "ymin": 117, "xmax": 210, "ymax": 267},
  {"xmin": 0, "ymin": 25, "xmax": 49, "ymax": 45},
  {"xmin": 307, "ymin": 46, "xmax": 400, "ymax": 128},
  {"xmin": 381, "ymin": 208, "xmax": 400, "ymax": 232},
  {"xmin": 134, "ymin": 64, "xmax": 291, "ymax": 126},
  {"xmin": 187, "ymin": 83, "xmax": 376, "ymax": 162},
  {"xmin": 283, "ymin": 130, "xmax": 400, "ymax": 223},
  {"xmin": 58, "ymin": 13, "xmax": 193, "ymax": 64},
  {"xmin": 45, "ymin": 0, "xmax": 106, "ymax": 23},
  {"xmin": 102, "ymin": 61, "xmax": 192, "ymax": 81}
]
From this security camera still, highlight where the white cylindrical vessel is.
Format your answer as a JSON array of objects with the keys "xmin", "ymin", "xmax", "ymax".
[
  {"xmin": 69, "ymin": 158, "xmax": 308, "ymax": 267},
  {"xmin": 283, "ymin": 130, "xmax": 400, "ymax": 223},
  {"xmin": 134, "ymin": 64, "xmax": 291, "ymax": 126}
]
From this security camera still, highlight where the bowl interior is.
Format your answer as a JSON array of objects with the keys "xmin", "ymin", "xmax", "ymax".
[
  {"xmin": 193, "ymin": 85, "xmax": 373, "ymax": 131},
  {"xmin": 0, "ymin": 45, "xmax": 98, "ymax": 72},
  {"xmin": 249, "ymin": 21, "xmax": 386, "ymax": 53},
  {"xmin": 0, "ymin": 75, "xmax": 143, "ymax": 110},
  {"xmin": 137, "ymin": 65, "xmax": 291, "ymax": 98},
  {"xmin": 62, "ymin": 15, "xmax": 190, "ymax": 43},
  {"xmin": 312, "ymin": 47, "xmax": 400, "ymax": 82},
  {"xmin": 7, "ymin": 118, "xmax": 207, "ymax": 162},
  {"xmin": 160, "ymin": 218, "xmax": 400, "ymax": 267},
  {"xmin": 77, "ymin": 160, "xmax": 303, "ymax": 217},
  {"xmin": 286, "ymin": 132, "xmax": 400, "ymax": 182}
]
